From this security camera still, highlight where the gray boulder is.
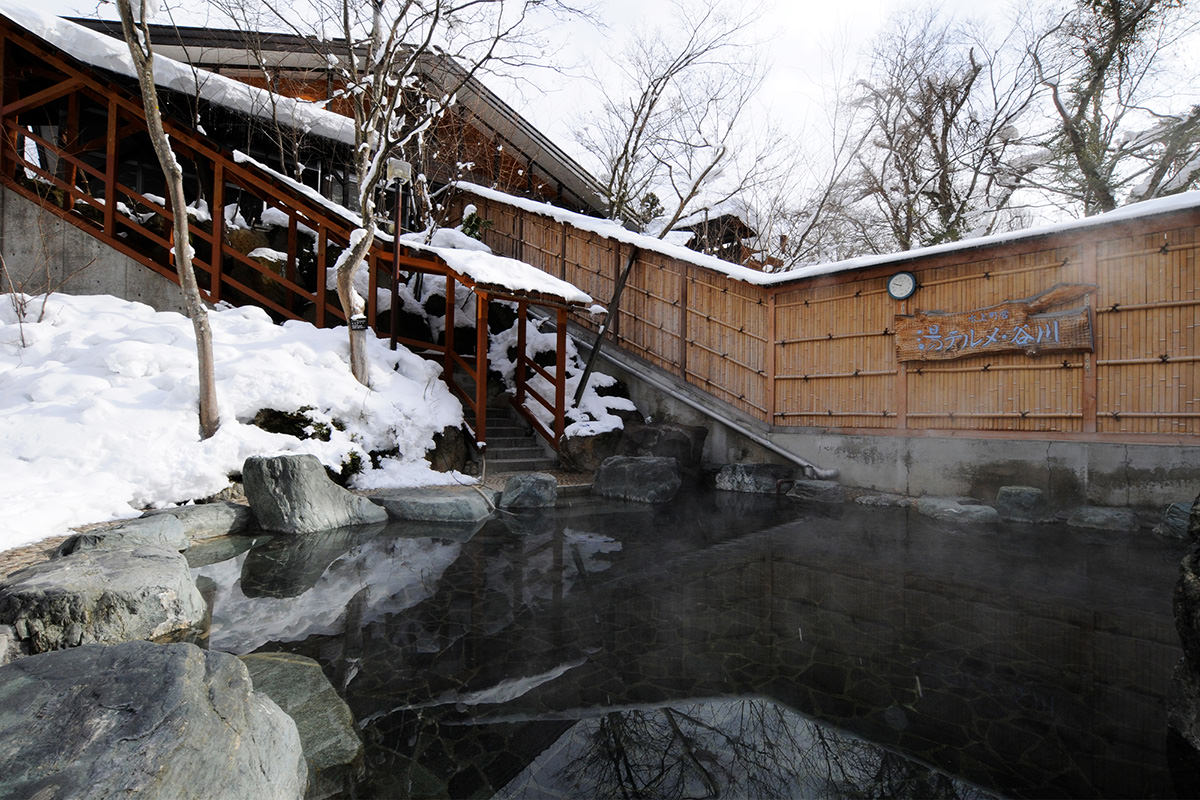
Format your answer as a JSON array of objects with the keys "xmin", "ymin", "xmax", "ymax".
[
  {"xmin": 243, "ymin": 454, "xmax": 388, "ymax": 534},
  {"xmin": 1156, "ymin": 501, "xmax": 1194, "ymax": 540},
  {"xmin": 995, "ymin": 486, "xmax": 1047, "ymax": 523},
  {"xmin": 1175, "ymin": 550, "xmax": 1200, "ymax": 669},
  {"xmin": 1190, "ymin": 492, "xmax": 1200, "ymax": 543},
  {"xmin": 240, "ymin": 524, "xmax": 385, "ymax": 599},
  {"xmin": 914, "ymin": 496, "xmax": 1000, "ymax": 525},
  {"xmin": 499, "ymin": 473, "xmax": 558, "ymax": 509},
  {"xmin": 0, "ymin": 625, "xmax": 22, "ymax": 666},
  {"xmin": 368, "ymin": 486, "xmax": 496, "ymax": 523},
  {"xmin": 55, "ymin": 514, "xmax": 189, "ymax": 558},
  {"xmin": 593, "ymin": 456, "xmax": 682, "ymax": 503},
  {"xmin": 0, "ymin": 547, "xmax": 205, "ymax": 654},
  {"xmin": 142, "ymin": 500, "xmax": 255, "ymax": 541},
  {"xmin": 560, "ymin": 428, "xmax": 624, "ymax": 472},
  {"xmin": 1066, "ymin": 505, "xmax": 1138, "ymax": 531},
  {"xmin": 854, "ymin": 492, "xmax": 914, "ymax": 508},
  {"xmin": 787, "ymin": 479, "xmax": 846, "ymax": 505},
  {"xmin": 0, "ymin": 641, "xmax": 306, "ymax": 799},
  {"xmin": 620, "ymin": 423, "xmax": 707, "ymax": 476},
  {"xmin": 241, "ymin": 652, "xmax": 363, "ymax": 800},
  {"xmin": 715, "ymin": 463, "xmax": 795, "ymax": 494}
]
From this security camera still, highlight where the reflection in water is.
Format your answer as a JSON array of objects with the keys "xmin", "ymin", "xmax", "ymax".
[{"xmin": 194, "ymin": 492, "xmax": 1197, "ymax": 799}]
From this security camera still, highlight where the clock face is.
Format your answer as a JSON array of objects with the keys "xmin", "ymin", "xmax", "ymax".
[{"xmin": 887, "ymin": 271, "xmax": 917, "ymax": 300}]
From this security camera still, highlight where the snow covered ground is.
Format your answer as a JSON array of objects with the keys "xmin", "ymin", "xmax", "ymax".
[{"xmin": 0, "ymin": 293, "xmax": 466, "ymax": 551}]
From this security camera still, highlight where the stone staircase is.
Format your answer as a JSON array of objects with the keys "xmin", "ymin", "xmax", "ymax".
[{"xmin": 483, "ymin": 401, "xmax": 558, "ymax": 473}]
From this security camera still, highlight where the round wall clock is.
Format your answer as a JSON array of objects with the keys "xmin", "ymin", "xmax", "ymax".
[{"xmin": 887, "ymin": 271, "xmax": 917, "ymax": 300}]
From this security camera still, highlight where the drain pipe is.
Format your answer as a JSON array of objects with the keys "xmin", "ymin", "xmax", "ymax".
[
  {"xmin": 536, "ymin": 309, "xmax": 839, "ymax": 481},
  {"xmin": 594, "ymin": 343, "xmax": 840, "ymax": 481}
]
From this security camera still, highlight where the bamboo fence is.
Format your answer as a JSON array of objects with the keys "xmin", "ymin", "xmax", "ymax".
[{"xmin": 455, "ymin": 189, "xmax": 1200, "ymax": 443}]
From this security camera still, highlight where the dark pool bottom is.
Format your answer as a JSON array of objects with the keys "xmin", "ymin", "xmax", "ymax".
[{"xmin": 192, "ymin": 490, "xmax": 1200, "ymax": 799}]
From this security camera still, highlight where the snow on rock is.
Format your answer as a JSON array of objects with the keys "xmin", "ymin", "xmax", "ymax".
[{"xmin": 0, "ymin": 293, "xmax": 465, "ymax": 550}]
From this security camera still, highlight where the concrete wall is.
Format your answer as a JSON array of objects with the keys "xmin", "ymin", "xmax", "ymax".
[
  {"xmin": 589, "ymin": 334, "xmax": 1199, "ymax": 509},
  {"xmin": 0, "ymin": 186, "xmax": 187, "ymax": 315}
]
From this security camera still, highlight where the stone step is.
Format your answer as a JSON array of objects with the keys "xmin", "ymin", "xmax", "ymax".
[
  {"xmin": 487, "ymin": 426, "xmax": 529, "ymax": 438},
  {"xmin": 487, "ymin": 446, "xmax": 548, "ymax": 460},
  {"xmin": 488, "ymin": 436, "xmax": 536, "ymax": 449},
  {"xmin": 487, "ymin": 456, "xmax": 558, "ymax": 472}
]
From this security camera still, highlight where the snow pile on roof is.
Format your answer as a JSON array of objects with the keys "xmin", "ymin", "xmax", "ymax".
[
  {"xmin": 666, "ymin": 196, "xmax": 761, "ymax": 233},
  {"xmin": 0, "ymin": 293, "xmax": 466, "ymax": 550},
  {"xmin": 0, "ymin": 4, "xmax": 356, "ymax": 146},
  {"xmin": 456, "ymin": 181, "xmax": 1200, "ymax": 287},
  {"xmin": 399, "ymin": 230, "xmax": 593, "ymax": 305}
]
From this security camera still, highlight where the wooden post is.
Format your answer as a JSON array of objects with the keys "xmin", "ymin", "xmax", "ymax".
[
  {"xmin": 286, "ymin": 214, "xmax": 297, "ymax": 315},
  {"xmin": 316, "ymin": 228, "xmax": 327, "ymax": 328},
  {"xmin": 516, "ymin": 301, "xmax": 528, "ymax": 406},
  {"xmin": 559, "ymin": 220, "xmax": 567, "ymax": 280},
  {"xmin": 475, "ymin": 290, "xmax": 489, "ymax": 446},
  {"xmin": 1081, "ymin": 242, "xmax": 1099, "ymax": 432},
  {"xmin": 444, "ymin": 274, "xmax": 456, "ymax": 384},
  {"xmin": 210, "ymin": 161, "xmax": 224, "ymax": 304},
  {"xmin": 555, "ymin": 307, "xmax": 567, "ymax": 443},
  {"xmin": 103, "ymin": 98, "xmax": 117, "ymax": 238},
  {"xmin": 63, "ymin": 88, "xmax": 78, "ymax": 211},
  {"xmin": 767, "ymin": 289, "xmax": 776, "ymax": 425},
  {"xmin": 680, "ymin": 271, "xmax": 689, "ymax": 381}
]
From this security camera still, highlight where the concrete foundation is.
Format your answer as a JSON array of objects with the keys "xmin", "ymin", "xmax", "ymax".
[
  {"xmin": 0, "ymin": 185, "xmax": 187, "ymax": 314},
  {"xmin": 585, "ymin": 331, "xmax": 1199, "ymax": 510}
]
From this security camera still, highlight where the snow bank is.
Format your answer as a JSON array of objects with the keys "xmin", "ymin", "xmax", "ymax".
[{"xmin": 0, "ymin": 293, "xmax": 465, "ymax": 550}]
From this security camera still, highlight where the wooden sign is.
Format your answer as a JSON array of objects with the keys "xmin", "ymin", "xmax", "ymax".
[{"xmin": 895, "ymin": 283, "xmax": 1096, "ymax": 362}]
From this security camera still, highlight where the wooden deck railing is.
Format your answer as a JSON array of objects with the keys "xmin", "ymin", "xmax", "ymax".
[
  {"xmin": 0, "ymin": 17, "xmax": 575, "ymax": 449},
  {"xmin": 455, "ymin": 186, "xmax": 1200, "ymax": 444}
]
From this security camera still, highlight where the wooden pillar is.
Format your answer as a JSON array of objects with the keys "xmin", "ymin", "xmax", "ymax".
[
  {"xmin": 286, "ymin": 214, "xmax": 298, "ymax": 315},
  {"xmin": 210, "ymin": 161, "xmax": 224, "ymax": 304},
  {"xmin": 475, "ymin": 290, "xmax": 489, "ymax": 446},
  {"xmin": 103, "ymin": 98, "xmax": 117, "ymax": 238},
  {"xmin": 444, "ymin": 275, "xmax": 456, "ymax": 384},
  {"xmin": 316, "ymin": 228, "xmax": 327, "ymax": 328},
  {"xmin": 516, "ymin": 301, "xmax": 528, "ymax": 406},
  {"xmin": 1081, "ymin": 242, "xmax": 1099, "ymax": 432},
  {"xmin": 555, "ymin": 307, "xmax": 567, "ymax": 444},
  {"xmin": 680, "ymin": 271, "xmax": 689, "ymax": 381},
  {"xmin": 767, "ymin": 289, "xmax": 776, "ymax": 426}
]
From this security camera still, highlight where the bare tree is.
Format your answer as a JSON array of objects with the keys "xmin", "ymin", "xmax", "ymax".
[
  {"xmin": 842, "ymin": 9, "xmax": 1042, "ymax": 254},
  {"xmin": 575, "ymin": 0, "xmax": 769, "ymax": 233},
  {"xmin": 116, "ymin": 0, "xmax": 221, "ymax": 439},
  {"xmin": 215, "ymin": 0, "xmax": 571, "ymax": 386},
  {"xmin": 1029, "ymin": 0, "xmax": 1200, "ymax": 215}
]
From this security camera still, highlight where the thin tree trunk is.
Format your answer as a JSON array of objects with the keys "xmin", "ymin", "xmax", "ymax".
[{"xmin": 117, "ymin": 0, "xmax": 219, "ymax": 438}]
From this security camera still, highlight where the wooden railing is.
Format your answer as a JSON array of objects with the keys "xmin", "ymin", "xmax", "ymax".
[
  {"xmin": 455, "ymin": 186, "xmax": 1200, "ymax": 444},
  {"xmin": 0, "ymin": 17, "xmax": 575, "ymax": 449}
]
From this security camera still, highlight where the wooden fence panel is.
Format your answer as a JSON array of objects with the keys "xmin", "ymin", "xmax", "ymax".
[
  {"xmin": 614, "ymin": 251, "xmax": 684, "ymax": 374},
  {"xmin": 1094, "ymin": 224, "xmax": 1199, "ymax": 435},
  {"xmin": 685, "ymin": 273, "xmax": 768, "ymax": 418}
]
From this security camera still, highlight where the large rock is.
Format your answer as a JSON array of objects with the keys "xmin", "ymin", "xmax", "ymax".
[
  {"xmin": 1175, "ymin": 550, "xmax": 1200, "ymax": 670},
  {"xmin": 0, "ymin": 547, "xmax": 206, "ymax": 653},
  {"xmin": 787, "ymin": 479, "xmax": 846, "ymax": 505},
  {"xmin": 0, "ymin": 641, "xmax": 306, "ymax": 799},
  {"xmin": 241, "ymin": 652, "xmax": 364, "ymax": 800},
  {"xmin": 428, "ymin": 425, "xmax": 473, "ymax": 473},
  {"xmin": 1190, "ymin": 492, "xmax": 1200, "ymax": 543},
  {"xmin": 559, "ymin": 428, "xmax": 624, "ymax": 472},
  {"xmin": 914, "ymin": 496, "xmax": 1000, "ymax": 525},
  {"xmin": 619, "ymin": 423, "xmax": 707, "ymax": 476},
  {"xmin": 1066, "ymin": 505, "xmax": 1138, "ymax": 531},
  {"xmin": 367, "ymin": 485, "xmax": 496, "ymax": 523},
  {"xmin": 593, "ymin": 456, "xmax": 682, "ymax": 503},
  {"xmin": 142, "ymin": 501, "xmax": 256, "ymax": 541},
  {"xmin": 243, "ymin": 454, "xmax": 388, "ymax": 534},
  {"xmin": 55, "ymin": 514, "xmax": 189, "ymax": 557},
  {"xmin": 499, "ymin": 473, "xmax": 558, "ymax": 509},
  {"xmin": 994, "ymin": 486, "xmax": 1047, "ymax": 523},
  {"xmin": 715, "ymin": 463, "xmax": 795, "ymax": 494}
]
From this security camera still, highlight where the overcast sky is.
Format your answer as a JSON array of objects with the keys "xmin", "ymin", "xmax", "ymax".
[{"xmin": 36, "ymin": 0, "xmax": 1014, "ymax": 172}]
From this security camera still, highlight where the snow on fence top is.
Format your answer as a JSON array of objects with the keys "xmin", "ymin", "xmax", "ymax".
[
  {"xmin": 455, "ymin": 181, "xmax": 1200, "ymax": 287},
  {"xmin": 0, "ymin": 4, "xmax": 357, "ymax": 147}
]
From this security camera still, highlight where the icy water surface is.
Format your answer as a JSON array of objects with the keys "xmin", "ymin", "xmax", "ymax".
[{"xmin": 191, "ymin": 491, "xmax": 1200, "ymax": 799}]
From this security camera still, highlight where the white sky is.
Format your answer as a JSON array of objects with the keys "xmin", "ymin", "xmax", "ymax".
[{"xmin": 37, "ymin": 0, "xmax": 1009, "ymax": 173}]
